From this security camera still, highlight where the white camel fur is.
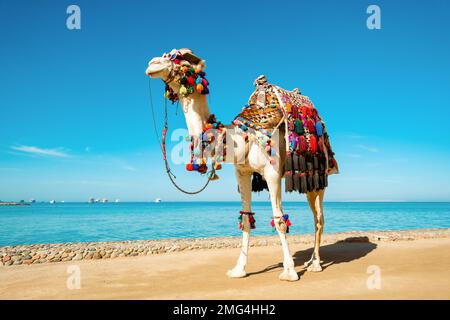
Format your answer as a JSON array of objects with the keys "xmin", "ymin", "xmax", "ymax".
[{"xmin": 146, "ymin": 49, "xmax": 326, "ymax": 281}]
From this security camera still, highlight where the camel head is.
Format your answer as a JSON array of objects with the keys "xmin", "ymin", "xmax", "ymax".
[
  {"xmin": 145, "ymin": 48, "xmax": 206, "ymax": 84},
  {"xmin": 146, "ymin": 49, "xmax": 210, "ymax": 136}
]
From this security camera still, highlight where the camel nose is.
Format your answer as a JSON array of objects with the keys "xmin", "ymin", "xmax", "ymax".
[{"xmin": 146, "ymin": 57, "xmax": 165, "ymax": 76}]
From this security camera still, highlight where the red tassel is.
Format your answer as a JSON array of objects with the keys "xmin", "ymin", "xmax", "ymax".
[
  {"xmin": 299, "ymin": 136, "xmax": 308, "ymax": 153},
  {"xmin": 309, "ymin": 135, "xmax": 318, "ymax": 153},
  {"xmin": 307, "ymin": 119, "xmax": 316, "ymax": 134}
]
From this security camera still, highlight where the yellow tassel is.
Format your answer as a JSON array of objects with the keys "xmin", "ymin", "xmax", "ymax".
[
  {"xmin": 285, "ymin": 103, "xmax": 292, "ymax": 113},
  {"xmin": 196, "ymin": 83, "xmax": 204, "ymax": 92},
  {"xmin": 179, "ymin": 85, "xmax": 187, "ymax": 95}
]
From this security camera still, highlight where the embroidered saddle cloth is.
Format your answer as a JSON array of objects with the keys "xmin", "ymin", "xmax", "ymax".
[{"xmin": 233, "ymin": 75, "xmax": 339, "ymax": 194}]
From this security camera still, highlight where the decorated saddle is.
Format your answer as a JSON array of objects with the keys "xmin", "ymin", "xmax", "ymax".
[{"xmin": 233, "ymin": 75, "xmax": 339, "ymax": 194}]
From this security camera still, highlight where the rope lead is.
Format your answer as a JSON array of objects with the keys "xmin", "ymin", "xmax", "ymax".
[{"xmin": 148, "ymin": 78, "xmax": 215, "ymax": 195}]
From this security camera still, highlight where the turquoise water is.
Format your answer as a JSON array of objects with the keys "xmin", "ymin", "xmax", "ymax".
[{"xmin": 0, "ymin": 202, "xmax": 449, "ymax": 246}]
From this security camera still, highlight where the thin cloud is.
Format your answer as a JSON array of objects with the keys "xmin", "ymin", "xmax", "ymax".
[
  {"xmin": 342, "ymin": 133, "xmax": 366, "ymax": 139},
  {"xmin": 123, "ymin": 165, "xmax": 137, "ymax": 172},
  {"xmin": 356, "ymin": 144, "xmax": 379, "ymax": 153},
  {"xmin": 342, "ymin": 153, "xmax": 362, "ymax": 158},
  {"xmin": 11, "ymin": 145, "xmax": 70, "ymax": 158}
]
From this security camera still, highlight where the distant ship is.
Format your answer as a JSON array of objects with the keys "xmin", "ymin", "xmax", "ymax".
[
  {"xmin": 101, "ymin": 198, "xmax": 109, "ymax": 203},
  {"xmin": 115, "ymin": 199, "xmax": 120, "ymax": 203},
  {"xmin": 88, "ymin": 197, "xmax": 95, "ymax": 203},
  {"xmin": 154, "ymin": 198, "xmax": 162, "ymax": 203},
  {"xmin": 30, "ymin": 199, "xmax": 36, "ymax": 203},
  {"xmin": 49, "ymin": 200, "xmax": 56, "ymax": 204}
]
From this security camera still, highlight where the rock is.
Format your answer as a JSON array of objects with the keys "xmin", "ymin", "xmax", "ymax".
[
  {"xmin": 93, "ymin": 252, "xmax": 102, "ymax": 259},
  {"xmin": 73, "ymin": 253, "xmax": 83, "ymax": 261},
  {"xmin": 6, "ymin": 260, "xmax": 13, "ymax": 266},
  {"xmin": 13, "ymin": 260, "xmax": 22, "ymax": 265},
  {"xmin": 2, "ymin": 255, "xmax": 11, "ymax": 263},
  {"xmin": 61, "ymin": 252, "xmax": 69, "ymax": 259},
  {"xmin": 23, "ymin": 259, "xmax": 33, "ymax": 265}
]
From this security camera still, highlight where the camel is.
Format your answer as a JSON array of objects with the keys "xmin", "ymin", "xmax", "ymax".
[{"xmin": 145, "ymin": 48, "xmax": 337, "ymax": 281}]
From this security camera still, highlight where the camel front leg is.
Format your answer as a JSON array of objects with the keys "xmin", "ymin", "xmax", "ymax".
[
  {"xmin": 265, "ymin": 166, "xmax": 299, "ymax": 281},
  {"xmin": 304, "ymin": 188, "xmax": 325, "ymax": 272},
  {"xmin": 227, "ymin": 169, "xmax": 252, "ymax": 278}
]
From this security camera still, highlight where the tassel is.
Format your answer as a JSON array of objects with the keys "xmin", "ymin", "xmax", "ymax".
[
  {"xmin": 239, "ymin": 211, "xmax": 256, "ymax": 230},
  {"xmin": 299, "ymin": 135, "xmax": 307, "ymax": 154},
  {"xmin": 316, "ymin": 121, "xmax": 324, "ymax": 136},
  {"xmin": 285, "ymin": 171, "xmax": 294, "ymax": 192},
  {"xmin": 307, "ymin": 119, "xmax": 316, "ymax": 134},
  {"xmin": 300, "ymin": 173, "xmax": 308, "ymax": 193},
  {"xmin": 285, "ymin": 102, "xmax": 292, "ymax": 113},
  {"xmin": 313, "ymin": 155, "xmax": 319, "ymax": 170},
  {"xmin": 309, "ymin": 135, "xmax": 318, "ymax": 153},
  {"xmin": 270, "ymin": 218, "xmax": 276, "ymax": 232},
  {"xmin": 313, "ymin": 172, "xmax": 320, "ymax": 190},
  {"xmin": 293, "ymin": 153, "xmax": 300, "ymax": 171},
  {"xmin": 293, "ymin": 173, "xmax": 300, "ymax": 191},
  {"xmin": 319, "ymin": 173, "xmax": 325, "ymax": 189},
  {"xmin": 285, "ymin": 152, "xmax": 293, "ymax": 171},
  {"xmin": 283, "ymin": 214, "xmax": 292, "ymax": 233},
  {"xmin": 307, "ymin": 173, "xmax": 313, "ymax": 192},
  {"xmin": 294, "ymin": 119, "xmax": 304, "ymax": 135},
  {"xmin": 210, "ymin": 173, "xmax": 220, "ymax": 181},
  {"xmin": 299, "ymin": 154, "xmax": 307, "ymax": 172},
  {"xmin": 306, "ymin": 155, "xmax": 314, "ymax": 172},
  {"xmin": 319, "ymin": 155, "xmax": 326, "ymax": 172}
]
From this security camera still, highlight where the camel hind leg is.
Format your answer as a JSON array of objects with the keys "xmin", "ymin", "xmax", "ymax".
[
  {"xmin": 264, "ymin": 165, "xmax": 299, "ymax": 281},
  {"xmin": 304, "ymin": 188, "xmax": 325, "ymax": 272}
]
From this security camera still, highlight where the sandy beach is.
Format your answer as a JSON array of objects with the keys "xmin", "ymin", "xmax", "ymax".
[{"xmin": 1, "ymin": 229, "xmax": 450, "ymax": 300}]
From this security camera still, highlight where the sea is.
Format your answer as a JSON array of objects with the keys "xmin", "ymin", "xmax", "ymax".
[{"xmin": 0, "ymin": 202, "xmax": 449, "ymax": 246}]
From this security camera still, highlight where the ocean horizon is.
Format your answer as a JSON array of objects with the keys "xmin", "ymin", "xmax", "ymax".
[{"xmin": 1, "ymin": 201, "xmax": 449, "ymax": 246}]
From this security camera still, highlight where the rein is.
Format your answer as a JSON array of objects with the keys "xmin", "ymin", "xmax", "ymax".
[{"xmin": 148, "ymin": 78, "xmax": 216, "ymax": 195}]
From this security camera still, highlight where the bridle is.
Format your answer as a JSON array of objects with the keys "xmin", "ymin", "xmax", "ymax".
[{"xmin": 148, "ymin": 76, "xmax": 216, "ymax": 195}]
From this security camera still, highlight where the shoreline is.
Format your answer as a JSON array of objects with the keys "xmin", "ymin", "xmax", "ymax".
[{"xmin": 2, "ymin": 228, "xmax": 450, "ymax": 267}]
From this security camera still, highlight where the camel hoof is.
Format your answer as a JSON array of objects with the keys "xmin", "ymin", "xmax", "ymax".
[
  {"xmin": 226, "ymin": 268, "xmax": 247, "ymax": 278},
  {"xmin": 279, "ymin": 269, "xmax": 299, "ymax": 282},
  {"xmin": 306, "ymin": 261, "xmax": 323, "ymax": 272}
]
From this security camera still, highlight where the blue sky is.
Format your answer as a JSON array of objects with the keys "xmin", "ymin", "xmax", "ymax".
[{"xmin": 0, "ymin": 0, "xmax": 449, "ymax": 202}]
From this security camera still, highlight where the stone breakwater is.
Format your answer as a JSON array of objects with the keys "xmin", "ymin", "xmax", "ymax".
[{"xmin": 1, "ymin": 228, "xmax": 449, "ymax": 267}]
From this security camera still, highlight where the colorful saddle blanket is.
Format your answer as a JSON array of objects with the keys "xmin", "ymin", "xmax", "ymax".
[{"xmin": 233, "ymin": 75, "xmax": 338, "ymax": 194}]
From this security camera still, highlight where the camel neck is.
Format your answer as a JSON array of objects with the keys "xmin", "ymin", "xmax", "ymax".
[{"xmin": 180, "ymin": 93, "xmax": 211, "ymax": 137}]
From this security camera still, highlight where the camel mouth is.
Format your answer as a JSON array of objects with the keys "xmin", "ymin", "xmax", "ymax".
[{"xmin": 146, "ymin": 64, "xmax": 166, "ymax": 77}]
